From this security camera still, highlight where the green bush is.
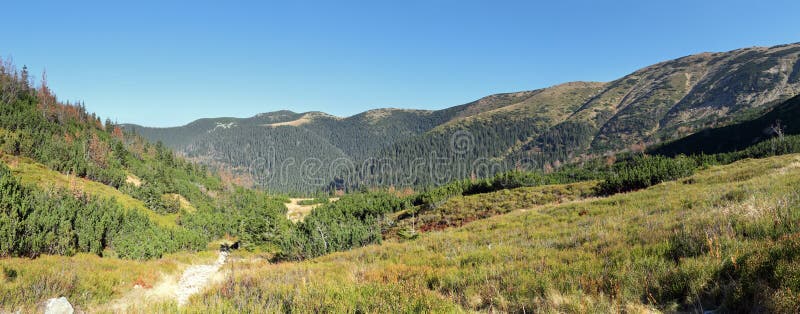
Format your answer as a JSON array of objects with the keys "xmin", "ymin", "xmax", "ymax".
[
  {"xmin": 715, "ymin": 233, "xmax": 800, "ymax": 312},
  {"xmin": 297, "ymin": 198, "xmax": 330, "ymax": 206},
  {"xmin": 277, "ymin": 192, "xmax": 409, "ymax": 261},
  {"xmin": 713, "ymin": 135, "xmax": 800, "ymax": 164},
  {"xmin": 597, "ymin": 155, "xmax": 697, "ymax": 195},
  {"xmin": 666, "ymin": 227, "xmax": 708, "ymax": 263}
]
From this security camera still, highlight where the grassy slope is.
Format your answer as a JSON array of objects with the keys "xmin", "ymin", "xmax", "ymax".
[
  {"xmin": 0, "ymin": 250, "xmax": 219, "ymax": 312},
  {"xmin": 387, "ymin": 181, "xmax": 597, "ymax": 237},
  {"xmin": 183, "ymin": 154, "xmax": 800, "ymax": 312},
  {"xmin": 3, "ymin": 154, "xmax": 799, "ymax": 312},
  {"xmin": 0, "ymin": 154, "xmax": 178, "ymax": 228},
  {"xmin": 437, "ymin": 82, "xmax": 606, "ymax": 129}
]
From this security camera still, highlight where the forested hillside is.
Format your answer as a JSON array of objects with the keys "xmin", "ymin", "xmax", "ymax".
[
  {"xmin": 0, "ymin": 59, "xmax": 292, "ymax": 259},
  {"xmin": 127, "ymin": 43, "xmax": 800, "ymax": 194}
]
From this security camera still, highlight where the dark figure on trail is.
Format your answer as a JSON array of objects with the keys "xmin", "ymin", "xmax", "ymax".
[{"xmin": 220, "ymin": 241, "xmax": 240, "ymax": 252}]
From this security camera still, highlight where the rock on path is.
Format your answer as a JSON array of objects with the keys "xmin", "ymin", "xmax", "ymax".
[
  {"xmin": 44, "ymin": 297, "xmax": 74, "ymax": 314},
  {"xmin": 175, "ymin": 251, "xmax": 228, "ymax": 306}
]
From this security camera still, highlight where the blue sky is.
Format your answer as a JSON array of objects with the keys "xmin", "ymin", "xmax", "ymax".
[{"xmin": 2, "ymin": 0, "xmax": 799, "ymax": 127}]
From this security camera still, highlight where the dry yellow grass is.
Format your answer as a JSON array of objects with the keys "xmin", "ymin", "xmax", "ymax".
[
  {"xmin": 0, "ymin": 250, "xmax": 219, "ymax": 313},
  {"xmin": 164, "ymin": 193, "xmax": 197, "ymax": 213},
  {"xmin": 265, "ymin": 116, "xmax": 312, "ymax": 127},
  {"xmin": 285, "ymin": 198, "xmax": 339, "ymax": 222},
  {"xmin": 285, "ymin": 198, "xmax": 317, "ymax": 222},
  {"xmin": 125, "ymin": 173, "xmax": 142, "ymax": 187}
]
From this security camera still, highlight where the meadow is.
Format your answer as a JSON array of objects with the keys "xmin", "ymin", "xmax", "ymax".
[
  {"xmin": 2, "ymin": 154, "xmax": 799, "ymax": 313},
  {"xmin": 0, "ymin": 250, "xmax": 219, "ymax": 312},
  {"xmin": 175, "ymin": 154, "xmax": 800, "ymax": 313}
]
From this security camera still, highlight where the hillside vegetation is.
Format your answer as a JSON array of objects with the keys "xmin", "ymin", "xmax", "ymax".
[
  {"xmin": 0, "ymin": 59, "xmax": 296, "ymax": 260},
  {"xmin": 1, "ymin": 154, "xmax": 178, "ymax": 227},
  {"xmin": 5, "ymin": 148, "xmax": 800, "ymax": 312},
  {"xmin": 176, "ymin": 153, "xmax": 800, "ymax": 313}
]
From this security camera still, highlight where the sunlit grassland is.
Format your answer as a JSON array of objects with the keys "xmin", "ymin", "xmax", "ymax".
[
  {"xmin": 0, "ymin": 154, "xmax": 178, "ymax": 228},
  {"xmin": 2, "ymin": 154, "xmax": 799, "ymax": 313},
  {"xmin": 389, "ymin": 181, "xmax": 597, "ymax": 237},
  {"xmin": 285, "ymin": 198, "xmax": 323, "ymax": 223},
  {"xmin": 178, "ymin": 154, "xmax": 800, "ymax": 312},
  {"xmin": 0, "ymin": 250, "xmax": 218, "ymax": 312}
]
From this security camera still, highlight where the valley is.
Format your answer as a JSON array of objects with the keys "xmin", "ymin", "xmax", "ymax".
[{"xmin": 2, "ymin": 41, "xmax": 800, "ymax": 313}]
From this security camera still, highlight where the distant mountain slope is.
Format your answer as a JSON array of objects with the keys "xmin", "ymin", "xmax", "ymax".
[
  {"xmin": 125, "ymin": 43, "xmax": 800, "ymax": 193},
  {"xmin": 650, "ymin": 94, "xmax": 800, "ymax": 156},
  {"xmin": 517, "ymin": 44, "xmax": 800, "ymax": 156},
  {"xmin": 125, "ymin": 110, "xmax": 307, "ymax": 148}
]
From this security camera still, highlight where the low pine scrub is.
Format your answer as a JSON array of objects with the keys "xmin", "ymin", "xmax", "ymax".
[
  {"xmin": 0, "ymin": 162, "xmax": 205, "ymax": 260},
  {"xmin": 597, "ymin": 155, "xmax": 697, "ymax": 195},
  {"xmin": 276, "ymin": 192, "xmax": 410, "ymax": 261}
]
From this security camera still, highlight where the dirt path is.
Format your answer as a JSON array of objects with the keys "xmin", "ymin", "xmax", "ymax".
[
  {"xmin": 175, "ymin": 251, "xmax": 228, "ymax": 306},
  {"xmin": 101, "ymin": 251, "xmax": 228, "ymax": 311}
]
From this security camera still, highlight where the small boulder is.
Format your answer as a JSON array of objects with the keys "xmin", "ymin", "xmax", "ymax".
[{"xmin": 44, "ymin": 297, "xmax": 73, "ymax": 314}]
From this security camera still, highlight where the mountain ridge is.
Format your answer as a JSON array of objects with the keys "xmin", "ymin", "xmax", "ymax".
[{"xmin": 125, "ymin": 42, "xmax": 800, "ymax": 193}]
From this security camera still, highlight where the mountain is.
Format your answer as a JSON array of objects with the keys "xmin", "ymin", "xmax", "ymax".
[{"xmin": 125, "ymin": 43, "xmax": 800, "ymax": 193}]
